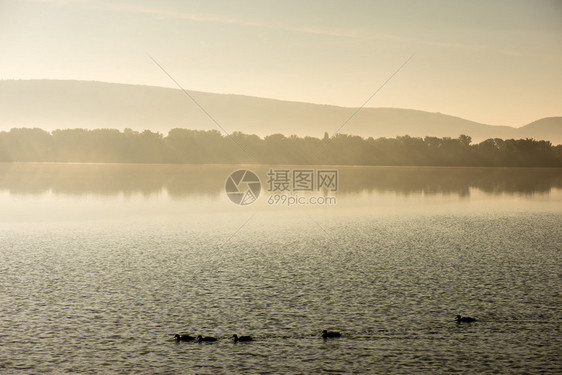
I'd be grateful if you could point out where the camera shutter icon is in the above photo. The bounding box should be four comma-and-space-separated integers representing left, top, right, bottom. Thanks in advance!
225, 169, 261, 205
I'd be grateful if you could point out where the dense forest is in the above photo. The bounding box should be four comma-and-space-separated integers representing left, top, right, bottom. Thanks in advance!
0, 128, 560, 167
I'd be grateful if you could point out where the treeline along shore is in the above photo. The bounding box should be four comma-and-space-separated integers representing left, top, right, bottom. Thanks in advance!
1, 128, 561, 167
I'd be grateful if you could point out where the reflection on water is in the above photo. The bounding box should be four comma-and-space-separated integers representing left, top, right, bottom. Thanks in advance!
0, 163, 560, 198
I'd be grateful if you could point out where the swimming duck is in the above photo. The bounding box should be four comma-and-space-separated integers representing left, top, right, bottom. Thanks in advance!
175, 334, 195, 342
197, 335, 217, 342
456, 315, 476, 323
232, 334, 253, 342
322, 330, 341, 338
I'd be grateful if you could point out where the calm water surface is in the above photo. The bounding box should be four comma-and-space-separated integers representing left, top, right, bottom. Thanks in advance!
1, 165, 561, 374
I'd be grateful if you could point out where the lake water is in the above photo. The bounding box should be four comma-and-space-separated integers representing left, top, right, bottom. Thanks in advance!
1, 164, 561, 374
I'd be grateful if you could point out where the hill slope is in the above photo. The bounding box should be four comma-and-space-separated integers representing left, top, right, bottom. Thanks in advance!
0, 80, 560, 144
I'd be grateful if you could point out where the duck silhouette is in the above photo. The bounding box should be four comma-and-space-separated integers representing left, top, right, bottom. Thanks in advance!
174, 334, 195, 342
456, 315, 476, 323
322, 330, 341, 338
197, 335, 217, 342
232, 334, 253, 342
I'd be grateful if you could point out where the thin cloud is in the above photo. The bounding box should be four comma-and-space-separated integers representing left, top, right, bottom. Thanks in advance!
92, 2, 508, 53
98, 2, 408, 43
88, 3, 511, 54
20, 0, 516, 55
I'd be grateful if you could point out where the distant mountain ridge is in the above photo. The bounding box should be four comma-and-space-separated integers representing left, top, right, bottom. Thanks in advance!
0, 80, 560, 144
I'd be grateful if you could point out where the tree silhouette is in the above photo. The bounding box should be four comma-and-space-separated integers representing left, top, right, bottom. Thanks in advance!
0, 128, 560, 167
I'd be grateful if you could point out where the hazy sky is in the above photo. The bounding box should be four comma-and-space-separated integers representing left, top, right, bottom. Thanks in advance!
1, 0, 561, 126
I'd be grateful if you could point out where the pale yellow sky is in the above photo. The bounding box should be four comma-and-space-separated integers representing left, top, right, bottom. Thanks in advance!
1, 0, 561, 126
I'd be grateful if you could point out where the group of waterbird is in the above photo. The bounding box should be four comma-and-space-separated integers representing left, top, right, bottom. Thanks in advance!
175, 334, 255, 343
174, 330, 343, 343
175, 316, 476, 343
